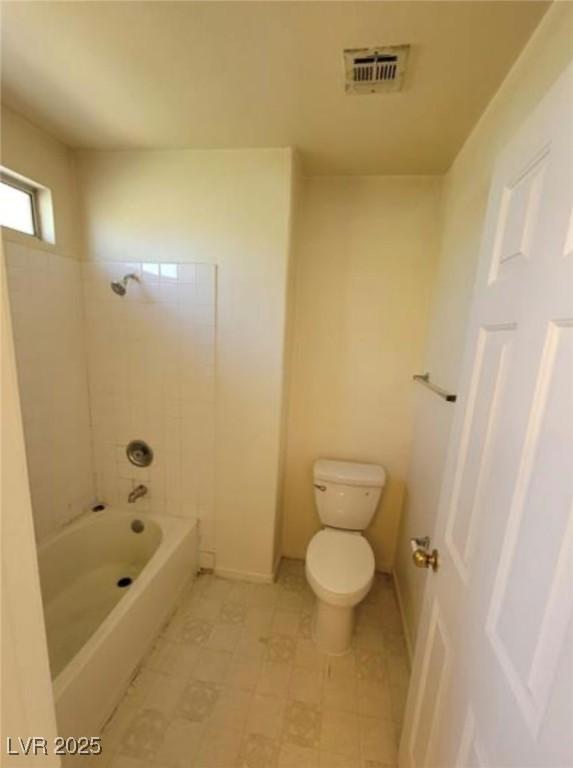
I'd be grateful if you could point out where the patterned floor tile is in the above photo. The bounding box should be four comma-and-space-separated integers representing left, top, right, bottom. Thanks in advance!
283, 701, 322, 748
238, 733, 280, 768
320, 710, 360, 756
295, 638, 327, 671
226, 655, 262, 692
219, 600, 248, 624
99, 566, 410, 767
185, 597, 222, 622
289, 665, 324, 704
272, 610, 301, 636
155, 718, 204, 767
133, 669, 188, 717
278, 572, 306, 593
146, 639, 201, 677
319, 751, 361, 767
356, 679, 393, 720
193, 648, 233, 683
257, 661, 292, 697
359, 717, 398, 764
195, 725, 242, 767
117, 708, 168, 760
278, 742, 320, 767
205, 622, 244, 652
246, 694, 286, 739
207, 688, 252, 732
355, 650, 388, 683
176, 680, 221, 723
298, 611, 313, 639
108, 757, 151, 768
266, 634, 297, 663
171, 616, 214, 645
323, 674, 357, 713
326, 651, 356, 680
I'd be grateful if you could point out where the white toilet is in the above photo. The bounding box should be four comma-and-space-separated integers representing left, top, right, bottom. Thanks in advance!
305, 458, 386, 655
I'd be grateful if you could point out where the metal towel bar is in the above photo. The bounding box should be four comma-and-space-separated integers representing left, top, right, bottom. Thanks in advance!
413, 372, 457, 403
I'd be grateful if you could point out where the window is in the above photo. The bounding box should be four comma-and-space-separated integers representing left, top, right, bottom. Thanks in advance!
0, 174, 39, 237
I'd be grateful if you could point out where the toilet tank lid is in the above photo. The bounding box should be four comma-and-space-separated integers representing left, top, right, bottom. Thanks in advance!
314, 459, 386, 488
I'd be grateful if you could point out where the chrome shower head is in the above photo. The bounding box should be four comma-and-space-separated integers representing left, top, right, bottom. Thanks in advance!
110, 273, 137, 296
111, 280, 127, 296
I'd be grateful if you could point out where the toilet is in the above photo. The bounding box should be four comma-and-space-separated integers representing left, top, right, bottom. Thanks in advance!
305, 458, 386, 654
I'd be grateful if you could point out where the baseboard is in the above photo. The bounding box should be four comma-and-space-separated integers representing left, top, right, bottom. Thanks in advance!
214, 566, 275, 584
272, 552, 282, 582
199, 550, 215, 570
392, 568, 414, 665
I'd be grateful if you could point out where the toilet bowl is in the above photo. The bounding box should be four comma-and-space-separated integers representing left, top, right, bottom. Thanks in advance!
305, 459, 385, 654
306, 528, 375, 653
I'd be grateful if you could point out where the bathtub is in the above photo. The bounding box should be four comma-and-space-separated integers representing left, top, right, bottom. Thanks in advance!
37, 508, 198, 738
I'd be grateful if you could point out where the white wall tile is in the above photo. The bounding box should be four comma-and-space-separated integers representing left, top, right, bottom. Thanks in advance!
6, 248, 216, 556
82, 261, 216, 551
5, 243, 96, 540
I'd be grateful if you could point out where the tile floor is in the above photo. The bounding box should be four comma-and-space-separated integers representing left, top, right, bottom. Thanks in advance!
91, 559, 409, 768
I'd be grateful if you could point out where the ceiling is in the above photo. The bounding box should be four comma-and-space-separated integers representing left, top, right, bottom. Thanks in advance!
1, 1, 548, 175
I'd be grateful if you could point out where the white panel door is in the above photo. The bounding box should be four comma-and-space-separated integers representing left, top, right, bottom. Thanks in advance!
400, 63, 573, 768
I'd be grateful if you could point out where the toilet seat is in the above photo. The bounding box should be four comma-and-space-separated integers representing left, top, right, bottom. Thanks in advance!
306, 528, 375, 607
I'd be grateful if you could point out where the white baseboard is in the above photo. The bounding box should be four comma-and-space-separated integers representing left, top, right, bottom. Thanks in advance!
392, 569, 414, 665
214, 566, 275, 584
272, 553, 282, 582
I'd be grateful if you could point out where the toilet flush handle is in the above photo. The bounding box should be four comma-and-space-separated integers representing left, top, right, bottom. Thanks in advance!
314, 483, 327, 492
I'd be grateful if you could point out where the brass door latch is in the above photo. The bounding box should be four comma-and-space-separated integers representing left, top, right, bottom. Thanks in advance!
410, 536, 439, 571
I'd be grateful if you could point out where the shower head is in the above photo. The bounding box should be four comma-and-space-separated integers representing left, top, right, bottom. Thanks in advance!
110, 273, 137, 296
111, 280, 127, 296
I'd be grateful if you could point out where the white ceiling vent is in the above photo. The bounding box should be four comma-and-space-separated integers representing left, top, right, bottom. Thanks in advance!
344, 45, 409, 94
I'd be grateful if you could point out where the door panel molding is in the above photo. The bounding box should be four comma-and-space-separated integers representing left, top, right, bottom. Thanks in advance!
445, 324, 514, 584
408, 601, 451, 767
488, 147, 549, 285
457, 709, 488, 768
486, 320, 573, 735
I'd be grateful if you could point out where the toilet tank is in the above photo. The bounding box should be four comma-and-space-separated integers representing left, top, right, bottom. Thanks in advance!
313, 459, 386, 531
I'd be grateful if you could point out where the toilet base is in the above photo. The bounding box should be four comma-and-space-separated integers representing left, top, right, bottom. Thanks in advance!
312, 599, 355, 655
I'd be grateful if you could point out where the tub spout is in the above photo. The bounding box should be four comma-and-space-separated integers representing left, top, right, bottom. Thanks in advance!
128, 484, 147, 503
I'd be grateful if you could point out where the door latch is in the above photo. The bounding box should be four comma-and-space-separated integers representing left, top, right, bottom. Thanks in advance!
410, 536, 439, 571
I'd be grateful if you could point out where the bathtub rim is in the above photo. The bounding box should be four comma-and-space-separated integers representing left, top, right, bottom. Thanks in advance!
36, 505, 162, 556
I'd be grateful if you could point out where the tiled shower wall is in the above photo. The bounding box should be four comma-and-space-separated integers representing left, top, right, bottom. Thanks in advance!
5, 242, 95, 541
5, 245, 216, 556
82, 261, 216, 554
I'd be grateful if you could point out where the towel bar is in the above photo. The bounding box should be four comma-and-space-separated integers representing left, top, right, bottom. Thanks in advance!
413, 373, 457, 402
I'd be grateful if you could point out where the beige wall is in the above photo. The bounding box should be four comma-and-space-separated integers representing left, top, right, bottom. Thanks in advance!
282, 176, 442, 571
75, 149, 294, 581
5, 243, 95, 541
2, 107, 96, 543
394, 1, 573, 653
1, 254, 60, 765
1, 107, 81, 258
273, 154, 303, 572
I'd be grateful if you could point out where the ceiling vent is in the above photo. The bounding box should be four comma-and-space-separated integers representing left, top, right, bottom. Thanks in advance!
344, 45, 409, 94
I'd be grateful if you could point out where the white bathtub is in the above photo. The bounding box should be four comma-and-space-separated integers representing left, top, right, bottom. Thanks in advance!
37, 508, 198, 737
